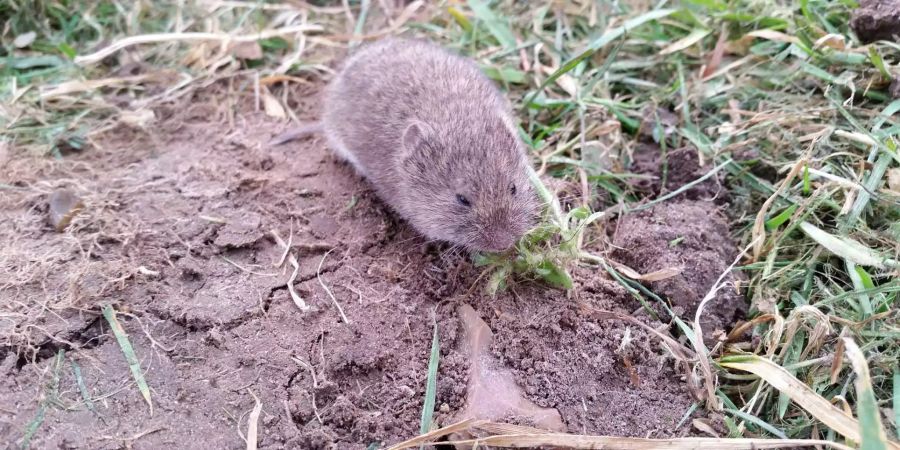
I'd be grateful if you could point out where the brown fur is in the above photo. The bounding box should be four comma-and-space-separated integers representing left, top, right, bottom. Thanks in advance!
321, 38, 538, 252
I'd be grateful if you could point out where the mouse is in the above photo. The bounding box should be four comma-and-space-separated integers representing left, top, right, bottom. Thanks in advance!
272, 37, 539, 252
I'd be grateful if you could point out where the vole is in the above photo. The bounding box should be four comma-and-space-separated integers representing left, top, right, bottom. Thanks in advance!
272, 38, 539, 252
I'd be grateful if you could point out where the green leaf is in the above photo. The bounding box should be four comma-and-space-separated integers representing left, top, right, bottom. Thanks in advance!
868, 48, 891, 79
723, 408, 788, 439
3, 55, 65, 70
419, 323, 440, 435
260, 37, 290, 51
567, 206, 590, 221
71, 359, 100, 420
765, 204, 798, 230
467, 0, 516, 49
803, 165, 811, 195
58, 43, 77, 59
679, 124, 714, 156
855, 266, 876, 290
536, 260, 573, 289
486, 264, 510, 295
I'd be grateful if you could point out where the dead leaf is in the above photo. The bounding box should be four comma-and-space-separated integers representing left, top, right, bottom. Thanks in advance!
119, 109, 156, 128
610, 260, 681, 281
660, 29, 711, 55
261, 87, 286, 119
887, 168, 900, 192
0, 141, 10, 165
14, 31, 37, 48
231, 41, 263, 60
701, 29, 728, 78
40, 74, 155, 99
692, 419, 720, 437
814, 34, 846, 50
182, 43, 211, 69
745, 29, 801, 45
541, 66, 577, 96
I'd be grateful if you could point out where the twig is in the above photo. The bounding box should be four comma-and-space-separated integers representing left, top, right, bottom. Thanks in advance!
317, 249, 350, 324
244, 389, 263, 450
692, 236, 759, 410
74, 25, 323, 65
271, 229, 309, 311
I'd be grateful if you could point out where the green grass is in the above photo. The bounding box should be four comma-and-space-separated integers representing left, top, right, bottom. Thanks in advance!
2, 0, 898, 447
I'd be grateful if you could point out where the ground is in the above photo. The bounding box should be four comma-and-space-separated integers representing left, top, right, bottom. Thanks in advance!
0, 85, 745, 448
4, 0, 900, 447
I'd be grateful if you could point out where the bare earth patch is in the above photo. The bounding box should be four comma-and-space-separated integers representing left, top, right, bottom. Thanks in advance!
0, 91, 746, 448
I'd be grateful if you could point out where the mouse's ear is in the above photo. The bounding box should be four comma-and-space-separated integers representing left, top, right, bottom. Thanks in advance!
401, 120, 431, 153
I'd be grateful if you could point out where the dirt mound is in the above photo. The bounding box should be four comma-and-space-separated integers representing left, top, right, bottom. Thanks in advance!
630, 144, 725, 203
612, 201, 748, 339
0, 90, 747, 447
851, 0, 900, 43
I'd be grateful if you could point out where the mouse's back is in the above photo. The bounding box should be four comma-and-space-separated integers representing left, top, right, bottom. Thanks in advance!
320, 38, 537, 252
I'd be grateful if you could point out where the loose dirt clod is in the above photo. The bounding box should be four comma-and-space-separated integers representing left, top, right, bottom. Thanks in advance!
850, 0, 900, 43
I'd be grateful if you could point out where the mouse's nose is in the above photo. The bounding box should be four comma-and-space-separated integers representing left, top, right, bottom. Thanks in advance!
482, 232, 516, 253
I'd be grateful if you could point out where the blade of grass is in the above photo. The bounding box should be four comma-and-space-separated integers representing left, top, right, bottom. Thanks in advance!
388, 418, 477, 450
842, 336, 891, 450
847, 261, 874, 318
419, 322, 440, 436
102, 305, 153, 415
466, 0, 516, 49
527, 8, 677, 105
720, 355, 900, 448
349, 0, 371, 48
660, 28, 712, 55
19, 404, 46, 450
74, 25, 324, 65
723, 408, 788, 439
447, 7, 473, 33
799, 222, 892, 268
390, 419, 856, 449
70, 359, 101, 421
765, 205, 798, 230
20, 350, 64, 449
894, 368, 899, 440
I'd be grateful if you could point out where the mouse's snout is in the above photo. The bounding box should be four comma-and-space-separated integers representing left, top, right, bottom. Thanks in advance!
479, 232, 517, 253
476, 219, 528, 253
472, 200, 539, 252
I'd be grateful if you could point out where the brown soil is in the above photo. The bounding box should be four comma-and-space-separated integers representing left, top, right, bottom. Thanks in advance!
0, 88, 745, 448
630, 144, 726, 203
612, 201, 748, 339
851, 0, 900, 43
622, 142, 747, 338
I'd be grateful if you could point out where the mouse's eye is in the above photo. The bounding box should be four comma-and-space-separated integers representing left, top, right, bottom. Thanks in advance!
456, 194, 471, 207
509, 184, 516, 195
